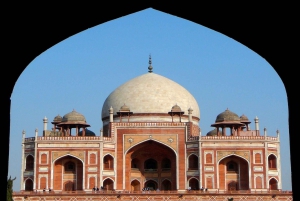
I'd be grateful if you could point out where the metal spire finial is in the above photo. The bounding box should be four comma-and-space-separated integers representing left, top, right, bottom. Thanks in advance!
148, 54, 153, 73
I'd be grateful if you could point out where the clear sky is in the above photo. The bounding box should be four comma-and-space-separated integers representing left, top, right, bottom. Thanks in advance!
9, 8, 291, 191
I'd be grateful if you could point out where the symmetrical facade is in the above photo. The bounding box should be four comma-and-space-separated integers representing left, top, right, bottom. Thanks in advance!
20, 61, 281, 193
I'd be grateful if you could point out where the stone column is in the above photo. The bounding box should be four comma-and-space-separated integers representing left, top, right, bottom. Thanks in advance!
20, 130, 25, 190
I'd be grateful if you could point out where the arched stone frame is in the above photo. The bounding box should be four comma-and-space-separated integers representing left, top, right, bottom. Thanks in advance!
204, 174, 214, 189
254, 174, 264, 189
1, 6, 297, 201
87, 174, 97, 189
187, 177, 199, 190
268, 153, 277, 170
25, 154, 34, 171
38, 174, 48, 189
161, 178, 172, 191
130, 179, 141, 191
268, 177, 279, 190
103, 153, 115, 170
217, 154, 251, 190
204, 151, 214, 164
24, 178, 33, 191
253, 151, 262, 164
187, 153, 199, 170
124, 138, 178, 190
102, 177, 115, 190
51, 154, 85, 190
88, 151, 97, 165
39, 151, 49, 165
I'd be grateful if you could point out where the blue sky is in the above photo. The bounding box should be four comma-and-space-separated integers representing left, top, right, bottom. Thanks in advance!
9, 8, 291, 190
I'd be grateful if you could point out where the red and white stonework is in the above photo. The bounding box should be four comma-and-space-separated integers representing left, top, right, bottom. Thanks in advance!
15, 62, 291, 200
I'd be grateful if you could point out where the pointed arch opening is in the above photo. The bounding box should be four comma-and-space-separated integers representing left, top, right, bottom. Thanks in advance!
131, 180, 140, 191
25, 155, 34, 171
25, 179, 33, 191
188, 178, 199, 190
269, 178, 278, 190
145, 180, 158, 191
53, 155, 83, 191
161, 179, 172, 190
126, 140, 177, 190
188, 154, 199, 170
219, 155, 249, 190
268, 154, 277, 170
103, 178, 114, 190
103, 155, 114, 170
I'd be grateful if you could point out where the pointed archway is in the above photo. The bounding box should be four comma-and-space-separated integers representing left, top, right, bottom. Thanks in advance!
145, 180, 158, 190
218, 155, 249, 190
103, 178, 114, 190
53, 155, 83, 191
131, 180, 140, 191
126, 140, 177, 190
189, 178, 199, 190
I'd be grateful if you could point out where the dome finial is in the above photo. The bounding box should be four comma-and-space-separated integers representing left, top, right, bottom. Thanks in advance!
148, 54, 153, 73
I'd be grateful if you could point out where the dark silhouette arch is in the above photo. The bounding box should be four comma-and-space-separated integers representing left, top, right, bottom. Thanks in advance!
24, 179, 33, 191
188, 154, 199, 170
3, 3, 297, 200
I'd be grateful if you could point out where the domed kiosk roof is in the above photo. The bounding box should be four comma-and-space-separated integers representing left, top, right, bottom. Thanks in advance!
61, 110, 88, 124
215, 109, 240, 122
206, 128, 218, 136
101, 72, 200, 120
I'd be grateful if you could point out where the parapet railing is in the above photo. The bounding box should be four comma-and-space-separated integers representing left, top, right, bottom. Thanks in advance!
24, 136, 113, 142
187, 136, 278, 141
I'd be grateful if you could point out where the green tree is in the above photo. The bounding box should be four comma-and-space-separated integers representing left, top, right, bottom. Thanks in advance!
7, 176, 16, 201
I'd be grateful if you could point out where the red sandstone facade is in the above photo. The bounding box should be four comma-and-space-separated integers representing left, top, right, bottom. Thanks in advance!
20, 111, 281, 193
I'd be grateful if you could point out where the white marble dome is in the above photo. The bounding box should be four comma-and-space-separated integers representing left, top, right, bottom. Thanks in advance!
101, 72, 200, 122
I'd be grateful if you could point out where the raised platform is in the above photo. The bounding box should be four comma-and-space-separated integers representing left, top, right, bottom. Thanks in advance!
13, 190, 293, 201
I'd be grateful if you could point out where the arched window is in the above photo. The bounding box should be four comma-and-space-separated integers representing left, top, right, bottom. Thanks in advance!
25, 179, 33, 191
189, 178, 199, 190
188, 154, 198, 170
131, 158, 139, 169
25, 155, 34, 171
144, 158, 157, 170
145, 180, 157, 190
226, 161, 238, 173
269, 178, 278, 190
103, 178, 114, 190
161, 158, 171, 171
268, 154, 277, 169
103, 155, 114, 170
64, 161, 76, 173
